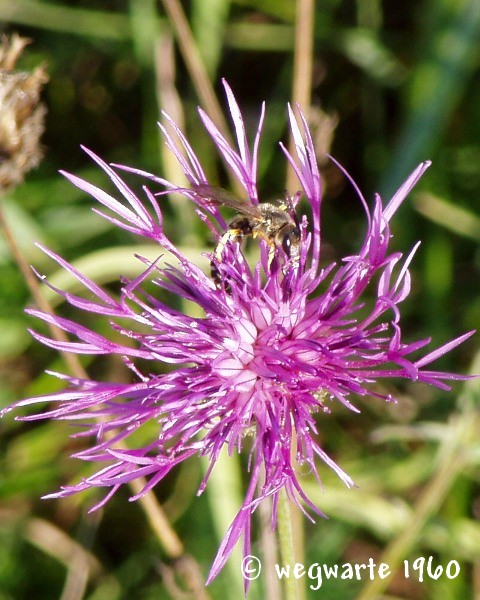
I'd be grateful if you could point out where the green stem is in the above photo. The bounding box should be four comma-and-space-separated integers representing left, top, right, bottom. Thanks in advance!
277, 488, 298, 600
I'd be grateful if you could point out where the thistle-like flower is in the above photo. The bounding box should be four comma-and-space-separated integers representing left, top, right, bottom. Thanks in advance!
4, 81, 473, 582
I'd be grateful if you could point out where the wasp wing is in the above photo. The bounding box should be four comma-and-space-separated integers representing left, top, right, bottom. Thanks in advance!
192, 183, 262, 219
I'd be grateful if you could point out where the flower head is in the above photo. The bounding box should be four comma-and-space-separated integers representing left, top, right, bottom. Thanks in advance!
4, 80, 473, 582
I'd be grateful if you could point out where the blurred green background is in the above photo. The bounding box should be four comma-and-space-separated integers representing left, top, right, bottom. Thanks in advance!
1, 1, 479, 599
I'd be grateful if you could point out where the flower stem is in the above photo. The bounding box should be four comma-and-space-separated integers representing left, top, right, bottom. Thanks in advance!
277, 488, 298, 600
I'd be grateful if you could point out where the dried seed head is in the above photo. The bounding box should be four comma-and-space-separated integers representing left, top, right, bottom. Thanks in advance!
0, 34, 48, 191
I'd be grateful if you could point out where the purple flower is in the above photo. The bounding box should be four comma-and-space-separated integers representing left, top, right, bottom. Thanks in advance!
4, 80, 473, 582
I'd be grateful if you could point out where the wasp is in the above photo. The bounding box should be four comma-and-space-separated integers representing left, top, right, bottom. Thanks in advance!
192, 184, 301, 288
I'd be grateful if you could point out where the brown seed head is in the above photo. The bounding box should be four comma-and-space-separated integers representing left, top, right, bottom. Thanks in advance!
0, 34, 48, 191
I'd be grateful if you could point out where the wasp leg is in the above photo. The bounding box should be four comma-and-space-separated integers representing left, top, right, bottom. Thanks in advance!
266, 243, 276, 270
214, 231, 240, 262
211, 216, 255, 289
211, 226, 248, 289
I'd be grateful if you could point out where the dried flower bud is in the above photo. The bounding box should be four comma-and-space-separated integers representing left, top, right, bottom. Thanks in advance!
0, 34, 48, 191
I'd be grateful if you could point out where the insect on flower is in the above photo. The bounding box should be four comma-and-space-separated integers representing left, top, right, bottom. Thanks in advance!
192, 183, 301, 287
2, 79, 475, 586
